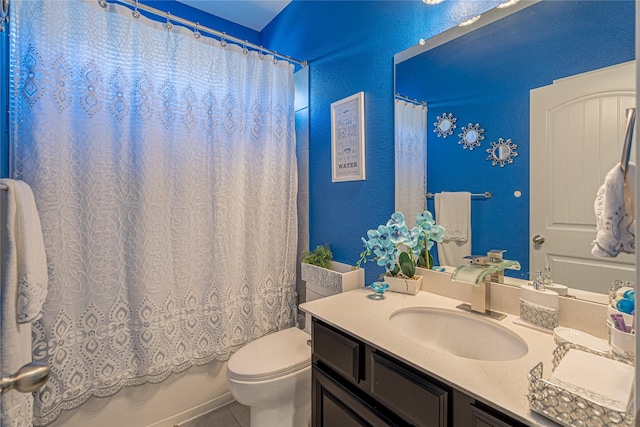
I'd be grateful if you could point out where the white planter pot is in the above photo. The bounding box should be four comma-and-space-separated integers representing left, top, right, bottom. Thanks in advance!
301, 261, 364, 301
384, 274, 423, 295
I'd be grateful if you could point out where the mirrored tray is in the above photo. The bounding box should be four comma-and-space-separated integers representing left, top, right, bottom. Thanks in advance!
528, 342, 634, 427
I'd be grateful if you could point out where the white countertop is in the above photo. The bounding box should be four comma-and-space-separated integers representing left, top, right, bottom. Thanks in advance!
300, 288, 562, 426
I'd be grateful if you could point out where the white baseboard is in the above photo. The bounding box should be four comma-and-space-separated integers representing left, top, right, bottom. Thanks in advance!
145, 392, 235, 427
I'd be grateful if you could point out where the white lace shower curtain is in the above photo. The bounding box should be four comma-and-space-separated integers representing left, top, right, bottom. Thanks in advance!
394, 99, 427, 226
9, 1, 297, 425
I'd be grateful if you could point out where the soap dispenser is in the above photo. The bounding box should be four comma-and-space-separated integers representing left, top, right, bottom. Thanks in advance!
532, 269, 545, 291
543, 266, 552, 288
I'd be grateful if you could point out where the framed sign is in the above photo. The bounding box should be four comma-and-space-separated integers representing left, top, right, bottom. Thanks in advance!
331, 92, 366, 182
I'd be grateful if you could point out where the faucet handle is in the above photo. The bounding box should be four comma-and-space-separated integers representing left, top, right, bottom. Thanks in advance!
463, 255, 489, 266
487, 249, 506, 261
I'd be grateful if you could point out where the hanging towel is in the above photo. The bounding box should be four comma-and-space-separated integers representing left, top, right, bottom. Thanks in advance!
592, 163, 636, 257
435, 192, 471, 266
0, 179, 48, 427
435, 191, 470, 242
0, 179, 49, 321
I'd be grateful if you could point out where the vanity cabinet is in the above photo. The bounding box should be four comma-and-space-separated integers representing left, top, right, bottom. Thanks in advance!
311, 318, 527, 427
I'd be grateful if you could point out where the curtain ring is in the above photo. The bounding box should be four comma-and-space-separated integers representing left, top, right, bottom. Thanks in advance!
98, 0, 107, 9
165, 11, 173, 30
193, 22, 201, 39
273, 52, 278, 64
220, 32, 227, 47
132, 0, 140, 18
242, 41, 248, 55
258, 47, 264, 60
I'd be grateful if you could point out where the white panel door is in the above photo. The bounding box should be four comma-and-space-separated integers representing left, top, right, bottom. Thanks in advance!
530, 61, 636, 295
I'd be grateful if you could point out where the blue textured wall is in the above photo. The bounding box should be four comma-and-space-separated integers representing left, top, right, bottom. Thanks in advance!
262, 1, 500, 284
396, 1, 635, 278
133, 1, 260, 44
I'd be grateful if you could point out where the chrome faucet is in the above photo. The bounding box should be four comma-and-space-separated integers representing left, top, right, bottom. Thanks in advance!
451, 250, 521, 320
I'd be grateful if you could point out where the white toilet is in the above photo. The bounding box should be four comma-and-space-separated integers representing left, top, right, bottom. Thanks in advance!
226, 327, 312, 427
226, 262, 364, 427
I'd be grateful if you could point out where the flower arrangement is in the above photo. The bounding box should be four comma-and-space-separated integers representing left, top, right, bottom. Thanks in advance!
356, 210, 445, 279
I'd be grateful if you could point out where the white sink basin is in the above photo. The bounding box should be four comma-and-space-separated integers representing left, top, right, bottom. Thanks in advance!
389, 307, 528, 361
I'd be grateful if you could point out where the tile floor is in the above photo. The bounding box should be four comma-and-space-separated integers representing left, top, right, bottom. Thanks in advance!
178, 401, 250, 427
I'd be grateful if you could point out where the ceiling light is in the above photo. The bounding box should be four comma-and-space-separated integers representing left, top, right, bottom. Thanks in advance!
422, 0, 445, 5
459, 15, 481, 26
497, 0, 520, 8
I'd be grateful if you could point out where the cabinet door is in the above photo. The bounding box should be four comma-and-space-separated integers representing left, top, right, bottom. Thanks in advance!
313, 319, 363, 384
313, 366, 401, 427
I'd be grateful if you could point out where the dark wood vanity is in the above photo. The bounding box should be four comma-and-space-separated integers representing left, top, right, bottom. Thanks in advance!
312, 318, 528, 427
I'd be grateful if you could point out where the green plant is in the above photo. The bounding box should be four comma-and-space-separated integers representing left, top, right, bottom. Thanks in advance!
301, 245, 333, 269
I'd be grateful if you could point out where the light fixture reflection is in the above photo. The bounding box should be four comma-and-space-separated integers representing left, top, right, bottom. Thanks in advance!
497, 0, 520, 8
458, 15, 481, 26
422, 0, 445, 4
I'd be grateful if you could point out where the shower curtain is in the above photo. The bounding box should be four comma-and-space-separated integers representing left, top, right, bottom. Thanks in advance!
394, 100, 427, 226
9, 0, 298, 425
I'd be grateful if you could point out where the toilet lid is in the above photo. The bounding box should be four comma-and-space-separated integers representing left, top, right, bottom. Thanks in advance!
227, 327, 311, 382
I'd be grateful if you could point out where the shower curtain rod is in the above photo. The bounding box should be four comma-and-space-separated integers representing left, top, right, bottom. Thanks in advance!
99, 0, 307, 68
395, 93, 426, 106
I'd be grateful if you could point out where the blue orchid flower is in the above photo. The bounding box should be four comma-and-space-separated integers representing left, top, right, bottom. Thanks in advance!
356, 210, 445, 276
376, 225, 391, 247
415, 210, 435, 227
406, 226, 420, 247
388, 223, 409, 244
387, 211, 405, 226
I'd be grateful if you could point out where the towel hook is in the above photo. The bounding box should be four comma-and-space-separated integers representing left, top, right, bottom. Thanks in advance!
620, 107, 635, 178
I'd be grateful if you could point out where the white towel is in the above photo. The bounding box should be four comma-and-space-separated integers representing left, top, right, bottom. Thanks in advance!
435, 192, 471, 266
435, 191, 470, 241
0, 179, 48, 322
0, 179, 48, 427
592, 162, 636, 257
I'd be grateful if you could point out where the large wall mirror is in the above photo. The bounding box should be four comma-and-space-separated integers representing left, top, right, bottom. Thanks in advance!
394, 0, 635, 302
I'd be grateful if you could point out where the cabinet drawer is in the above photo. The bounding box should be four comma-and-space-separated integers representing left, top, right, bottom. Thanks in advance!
370, 351, 448, 427
470, 404, 526, 427
313, 319, 362, 383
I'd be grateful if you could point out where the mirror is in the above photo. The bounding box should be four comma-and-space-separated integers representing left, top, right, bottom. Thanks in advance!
433, 113, 457, 138
486, 138, 517, 167
459, 123, 484, 150
394, 0, 635, 301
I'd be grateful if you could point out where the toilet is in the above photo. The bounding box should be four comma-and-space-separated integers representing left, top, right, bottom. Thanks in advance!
227, 264, 363, 427
226, 327, 312, 427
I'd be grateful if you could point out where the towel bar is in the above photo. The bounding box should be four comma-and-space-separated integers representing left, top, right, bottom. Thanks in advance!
426, 191, 491, 199
620, 107, 635, 178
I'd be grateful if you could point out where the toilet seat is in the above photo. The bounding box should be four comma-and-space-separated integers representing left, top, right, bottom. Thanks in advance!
227, 327, 311, 382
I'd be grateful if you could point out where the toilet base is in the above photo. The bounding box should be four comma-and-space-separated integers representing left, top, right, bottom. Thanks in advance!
250, 399, 310, 427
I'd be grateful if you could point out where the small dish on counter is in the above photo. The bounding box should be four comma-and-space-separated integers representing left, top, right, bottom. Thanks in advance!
552, 327, 609, 353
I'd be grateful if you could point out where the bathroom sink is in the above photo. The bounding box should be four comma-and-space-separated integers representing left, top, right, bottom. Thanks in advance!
389, 307, 528, 361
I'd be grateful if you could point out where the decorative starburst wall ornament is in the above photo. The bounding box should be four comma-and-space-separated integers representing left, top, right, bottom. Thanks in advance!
458, 123, 485, 150
433, 113, 457, 138
486, 138, 518, 167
